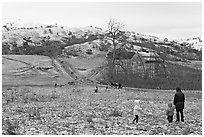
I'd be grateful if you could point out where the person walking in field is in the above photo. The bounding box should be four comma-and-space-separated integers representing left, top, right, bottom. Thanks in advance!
132, 100, 142, 124
173, 87, 185, 122
94, 86, 98, 93
166, 103, 175, 123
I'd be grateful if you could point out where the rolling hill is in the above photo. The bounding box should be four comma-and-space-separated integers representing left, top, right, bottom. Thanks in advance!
2, 22, 202, 61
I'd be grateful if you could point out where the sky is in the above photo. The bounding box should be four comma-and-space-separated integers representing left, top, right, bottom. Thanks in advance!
2, 2, 202, 40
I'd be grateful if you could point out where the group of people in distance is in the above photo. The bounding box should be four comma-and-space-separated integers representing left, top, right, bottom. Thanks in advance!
95, 82, 122, 93
110, 82, 122, 89
132, 87, 185, 124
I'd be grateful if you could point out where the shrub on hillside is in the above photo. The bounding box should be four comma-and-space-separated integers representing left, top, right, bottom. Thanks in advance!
44, 30, 47, 34
66, 49, 79, 57
48, 29, 53, 34
99, 42, 110, 52
2, 42, 11, 54
86, 49, 93, 55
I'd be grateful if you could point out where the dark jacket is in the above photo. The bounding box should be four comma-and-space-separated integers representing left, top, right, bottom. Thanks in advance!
173, 91, 185, 110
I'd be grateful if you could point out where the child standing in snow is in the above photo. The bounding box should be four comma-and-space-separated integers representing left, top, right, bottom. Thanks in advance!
166, 103, 175, 123
132, 100, 142, 124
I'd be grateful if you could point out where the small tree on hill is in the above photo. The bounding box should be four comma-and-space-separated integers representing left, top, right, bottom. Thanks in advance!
107, 18, 125, 65
104, 18, 129, 83
164, 38, 168, 42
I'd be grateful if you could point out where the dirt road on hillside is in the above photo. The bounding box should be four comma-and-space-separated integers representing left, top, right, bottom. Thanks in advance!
51, 59, 75, 84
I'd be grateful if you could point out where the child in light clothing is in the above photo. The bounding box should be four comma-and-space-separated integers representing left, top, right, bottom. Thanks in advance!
132, 100, 142, 124
166, 103, 175, 123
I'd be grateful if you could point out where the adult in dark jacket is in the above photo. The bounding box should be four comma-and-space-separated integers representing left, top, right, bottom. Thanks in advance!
173, 87, 185, 122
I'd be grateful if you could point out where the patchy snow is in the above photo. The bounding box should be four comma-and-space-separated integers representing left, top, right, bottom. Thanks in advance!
138, 51, 158, 57
154, 44, 174, 49
133, 45, 142, 50
176, 38, 202, 51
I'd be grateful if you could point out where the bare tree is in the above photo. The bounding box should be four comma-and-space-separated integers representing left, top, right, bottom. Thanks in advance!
104, 18, 127, 83
107, 18, 125, 65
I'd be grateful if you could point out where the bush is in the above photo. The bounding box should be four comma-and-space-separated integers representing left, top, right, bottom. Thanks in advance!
44, 30, 47, 34
99, 42, 110, 52
86, 49, 93, 55
66, 49, 79, 57
109, 109, 122, 117
2, 42, 11, 54
48, 29, 53, 34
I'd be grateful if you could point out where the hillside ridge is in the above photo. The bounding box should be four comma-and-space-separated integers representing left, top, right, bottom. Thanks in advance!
2, 22, 202, 61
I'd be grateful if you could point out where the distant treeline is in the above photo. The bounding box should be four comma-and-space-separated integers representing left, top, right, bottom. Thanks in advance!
100, 61, 202, 90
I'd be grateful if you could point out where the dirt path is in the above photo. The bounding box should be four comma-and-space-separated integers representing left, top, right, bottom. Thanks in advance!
52, 59, 69, 77
55, 58, 82, 79
3, 56, 34, 66
51, 59, 75, 85
55, 58, 98, 84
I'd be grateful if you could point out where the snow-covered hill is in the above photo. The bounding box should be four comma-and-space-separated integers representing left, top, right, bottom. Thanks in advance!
2, 22, 202, 61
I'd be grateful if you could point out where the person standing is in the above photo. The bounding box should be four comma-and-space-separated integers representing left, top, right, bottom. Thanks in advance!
173, 87, 185, 122
54, 83, 57, 88
94, 86, 98, 93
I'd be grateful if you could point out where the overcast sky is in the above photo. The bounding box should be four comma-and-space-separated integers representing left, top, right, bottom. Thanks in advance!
2, 2, 202, 40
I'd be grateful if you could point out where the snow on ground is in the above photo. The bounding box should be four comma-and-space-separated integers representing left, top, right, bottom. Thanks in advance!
177, 38, 202, 51
154, 44, 173, 49
132, 45, 141, 50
